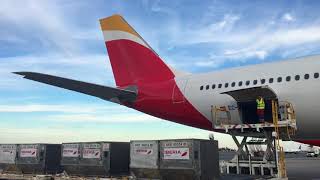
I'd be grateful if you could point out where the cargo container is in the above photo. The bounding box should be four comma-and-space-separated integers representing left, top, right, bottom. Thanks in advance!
130, 140, 160, 179
16, 144, 62, 174
0, 144, 17, 173
61, 142, 129, 177
159, 139, 219, 180
59, 143, 80, 175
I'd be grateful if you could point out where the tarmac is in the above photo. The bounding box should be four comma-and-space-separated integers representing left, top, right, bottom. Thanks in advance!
286, 157, 320, 180
220, 151, 320, 180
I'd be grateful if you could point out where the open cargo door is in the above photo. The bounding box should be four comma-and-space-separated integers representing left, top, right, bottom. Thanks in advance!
221, 86, 278, 124
221, 86, 277, 102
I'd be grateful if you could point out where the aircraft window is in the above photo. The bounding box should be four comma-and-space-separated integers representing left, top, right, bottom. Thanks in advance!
304, 74, 309, 80
277, 77, 282, 82
206, 85, 209, 90
212, 84, 216, 89
314, 72, 319, 79
253, 80, 258, 85
245, 80, 250, 86
238, 81, 243, 86
225, 83, 229, 88
295, 75, 300, 81
218, 84, 222, 88
231, 82, 236, 87
261, 79, 266, 84
269, 78, 274, 83
200, 86, 203, 90
286, 76, 291, 81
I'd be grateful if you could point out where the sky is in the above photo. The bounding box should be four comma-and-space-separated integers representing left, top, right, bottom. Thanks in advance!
1, 0, 320, 149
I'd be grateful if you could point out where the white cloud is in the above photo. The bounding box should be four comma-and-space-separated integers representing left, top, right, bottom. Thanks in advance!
0, 126, 227, 146
0, 102, 163, 123
0, 103, 133, 113
0, 53, 113, 90
0, 104, 81, 113
222, 26, 320, 60
224, 49, 268, 60
282, 13, 295, 22
150, 0, 176, 15
213, 14, 240, 30
0, 0, 102, 55
175, 14, 241, 45
0, 1, 75, 54
195, 61, 218, 68
270, 26, 320, 46
49, 113, 161, 123
0, 128, 83, 144
0, 127, 136, 144
193, 49, 268, 68
176, 23, 320, 68
0, 32, 27, 44
0, 103, 163, 123
0, 1, 111, 90
0, 54, 109, 68
149, 8, 320, 69
0, 104, 99, 113
181, 20, 320, 47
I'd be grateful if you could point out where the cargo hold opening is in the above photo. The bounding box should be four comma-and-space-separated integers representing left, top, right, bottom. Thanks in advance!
222, 86, 278, 124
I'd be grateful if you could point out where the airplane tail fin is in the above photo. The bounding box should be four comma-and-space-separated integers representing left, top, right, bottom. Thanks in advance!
100, 14, 175, 87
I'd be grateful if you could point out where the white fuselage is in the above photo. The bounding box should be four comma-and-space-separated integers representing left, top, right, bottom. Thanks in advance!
178, 55, 320, 140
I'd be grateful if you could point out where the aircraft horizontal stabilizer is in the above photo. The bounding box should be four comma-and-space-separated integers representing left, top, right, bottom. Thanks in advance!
13, 72, 137, 104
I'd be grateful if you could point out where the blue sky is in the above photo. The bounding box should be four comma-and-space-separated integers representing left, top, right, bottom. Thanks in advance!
1, 0, 320, 149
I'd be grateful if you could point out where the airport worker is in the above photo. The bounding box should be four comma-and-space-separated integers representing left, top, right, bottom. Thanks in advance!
256, 96, 265, 123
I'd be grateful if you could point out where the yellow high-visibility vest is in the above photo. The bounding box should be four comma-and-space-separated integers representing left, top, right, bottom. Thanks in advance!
256, 98, 265, 109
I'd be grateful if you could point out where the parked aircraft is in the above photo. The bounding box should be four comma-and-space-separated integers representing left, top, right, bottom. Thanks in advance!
14, 14, 320, 147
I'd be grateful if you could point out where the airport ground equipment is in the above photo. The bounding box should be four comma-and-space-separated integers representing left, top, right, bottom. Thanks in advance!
159, 139, 219, 180
0, 144, 17, 173
217, 99, 296, 178
130, 140, 160, 179
16, 144, 62, 174
61, 141, 129, 177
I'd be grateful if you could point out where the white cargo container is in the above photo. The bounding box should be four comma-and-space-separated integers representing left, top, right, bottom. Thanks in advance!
61, 142, 129, 177
0, 144, 17, 173
159, 139, 219, 180
16, 144, 62, 174
1, 144, 62, 174
130, 140, 160, 179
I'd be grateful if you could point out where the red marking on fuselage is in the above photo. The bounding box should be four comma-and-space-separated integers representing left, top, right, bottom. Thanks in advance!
296, 140, 320, 147
132, 80, 212, 130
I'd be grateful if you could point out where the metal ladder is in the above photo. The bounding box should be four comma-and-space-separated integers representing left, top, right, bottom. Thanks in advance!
211, 105, 231, 126
284, 101, 297, 139
272, 100, 287, 178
